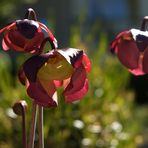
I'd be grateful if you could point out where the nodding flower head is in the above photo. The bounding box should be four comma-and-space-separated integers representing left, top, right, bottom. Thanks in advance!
111, 16, 148, 76
19, 38, 91, 107
0, 8, 57, 53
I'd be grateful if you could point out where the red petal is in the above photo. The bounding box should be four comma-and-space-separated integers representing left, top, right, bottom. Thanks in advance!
2, 39, 9, 51
129, 53, 145, 76
64, 79, 88, 103
143, 49, 148, 74
71, 52, 91, 73
0, 22, 15, 34
63, 65, 88, 102
82, 54, 91, 72
1, 23, 26, 52
117, 39, 140, 69
3, 29, 44, 53
0, 27, 7, 34
38, 22, 54, 41
129, 68, 145, 76
3, 32, 25, 52
111, 31, 132, 53
8, 30, 26, 47
24, 29, 44, 53
27, 80, 58, 107
38, 22, 58, 49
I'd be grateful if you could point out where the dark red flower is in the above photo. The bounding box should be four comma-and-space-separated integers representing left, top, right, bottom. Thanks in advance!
19, 39, 91, 107
0, 8, 57, 53
111, 16, 148, 75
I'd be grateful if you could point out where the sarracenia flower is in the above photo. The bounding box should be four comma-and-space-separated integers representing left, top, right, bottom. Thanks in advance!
111, 16, 148, 76
0, 8, 57, 53
19, 39, 91, 107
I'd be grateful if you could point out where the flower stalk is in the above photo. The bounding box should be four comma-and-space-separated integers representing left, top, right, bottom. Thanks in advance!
38, 106, 44, 148
12, 100, 28, 148
28, 101, 38, 148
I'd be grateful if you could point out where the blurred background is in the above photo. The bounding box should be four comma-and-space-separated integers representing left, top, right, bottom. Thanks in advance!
0, 0, 148, 147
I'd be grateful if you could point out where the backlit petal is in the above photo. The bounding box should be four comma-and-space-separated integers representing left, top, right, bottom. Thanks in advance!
37, 51, 74, 81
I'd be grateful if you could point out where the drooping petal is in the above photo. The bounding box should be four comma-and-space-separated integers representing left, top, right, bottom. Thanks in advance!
37, 51, 74, 81
111, 30, 148, 76
143, 49, 148, 74
0, 22, 15, 34
0, 27, 7, 34
23, 54, 49, 82
117, 38, 140, 70
63, 65, 88, 102
8, 30, 26, 48
27, 80, 58, 107
82, 54, 91, 72
7, 29, 44, 53
129, 54, 145, 76
2, 39, 9, 51
1, 20, 56, 53
64, 79, 88, 103
3, 32, 26, 52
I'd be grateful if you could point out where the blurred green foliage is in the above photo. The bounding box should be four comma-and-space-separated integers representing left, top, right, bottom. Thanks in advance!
0, 0, 148, 148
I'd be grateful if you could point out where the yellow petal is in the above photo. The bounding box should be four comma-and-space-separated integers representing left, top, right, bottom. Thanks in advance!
37, 53, 74, 80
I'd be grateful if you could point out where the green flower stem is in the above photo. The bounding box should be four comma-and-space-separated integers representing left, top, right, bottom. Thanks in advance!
28, 101, 38, 148
38, 106, 44, 148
